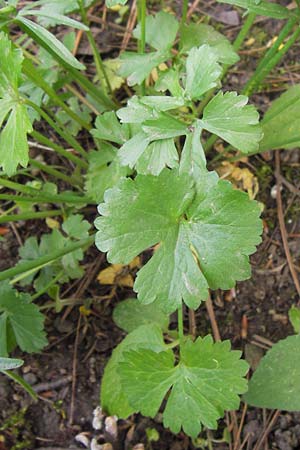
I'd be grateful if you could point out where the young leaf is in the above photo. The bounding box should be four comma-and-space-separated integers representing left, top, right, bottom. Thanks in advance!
18, 229, 85, 291
95, 168, 262, 312
119, 51, 169, 86
217, 0, 292, 19
259, 85, 300, 152
245, 335, 300, 410
0, 33, 32, 175
142, 114, 188, 141
91, 111, 130, 145
181, 23, 239, 65
113, 298, 169, 333
133, 11, 179, 51
0, 282, 47, 355
0, 357, 23, 371
101, 324, 167, 417
200, 91, 263, 153
62, 214, 91, 239
85, 144, 129, 203
119, 335, 248, 438
135, 139, 179, 176
184, 45, 222, 101
117, 96, 157, 123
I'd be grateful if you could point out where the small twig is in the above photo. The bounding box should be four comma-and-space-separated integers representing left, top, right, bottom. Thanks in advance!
205, 293, 221, 341
275, 150, 300, 297
33, 376, 72, 393
234, 402, 248, 450
253, 410, 280, 450
69, 314, 82, 425
188, 308, 197, 338
121, 0, 137, 51
238, 432, 250, 450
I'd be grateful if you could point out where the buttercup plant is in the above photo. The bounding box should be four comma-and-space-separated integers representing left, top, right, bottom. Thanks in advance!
0, 0, 300, 444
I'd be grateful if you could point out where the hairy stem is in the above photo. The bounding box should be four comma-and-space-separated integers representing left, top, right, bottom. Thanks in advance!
31, 130, 87, 170
25, 101, 89, 164
0, 235, 94, 282
29, 158, 82, 188
243, 16, 298, 95
23, 59, 92, 131
0, 209, 62, 225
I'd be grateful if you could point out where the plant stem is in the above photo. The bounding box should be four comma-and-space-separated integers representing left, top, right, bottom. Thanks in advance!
177, 305, 184, 342
0, 209, 62, 224
67, 66, 116, 110
137, 0, 146, 95
25, 101, 89, 164
243, 16, 298, 95
233, 12, 256, 52
180, 0, 189, 30
32, 270, 64, 300
0, 235, 94, 282
3, 371, 38, 400
23, 59, 92, 131
31, 130, 87, 170
0, 178, 92, 204
78, 0, 113, 96
29, 158, 81, 188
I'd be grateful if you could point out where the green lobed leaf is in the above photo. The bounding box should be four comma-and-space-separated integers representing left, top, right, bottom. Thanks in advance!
259, 85, 300, 152
92, 111, 130, 145
181, 23, 239, 65
119, 50, 170, 86
113, 298, 169, 333
18, 229, 85, 291
0, 103, 32, 175
85, 143, 129, 203
95, 164, 262, 313
184, 45, 222, 101
217, 0, 292, 19
0, 33, 32, 175
133, 11, 179, 51
155, 68, 183, 97
0, 357, 23, 371
62, 214, 91, 239
200, 91, 263, 153
119, 335, 248, 438
245, 335, 300, 410
0, 282, 47, 355
101, 324, 167, 417
135, 138, 179, 175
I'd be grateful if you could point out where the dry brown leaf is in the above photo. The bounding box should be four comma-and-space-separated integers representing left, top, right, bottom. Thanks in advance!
217, 161, 259, 199
97, 257, 141, 288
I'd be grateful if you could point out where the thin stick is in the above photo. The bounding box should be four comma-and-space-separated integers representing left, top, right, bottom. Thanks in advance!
69, 314, 82, 425
188, 308, 197, 338
234, 402, 248, 450
205, 292, 221, 341
253, 410, 280, 450
275, 150, 300, 297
